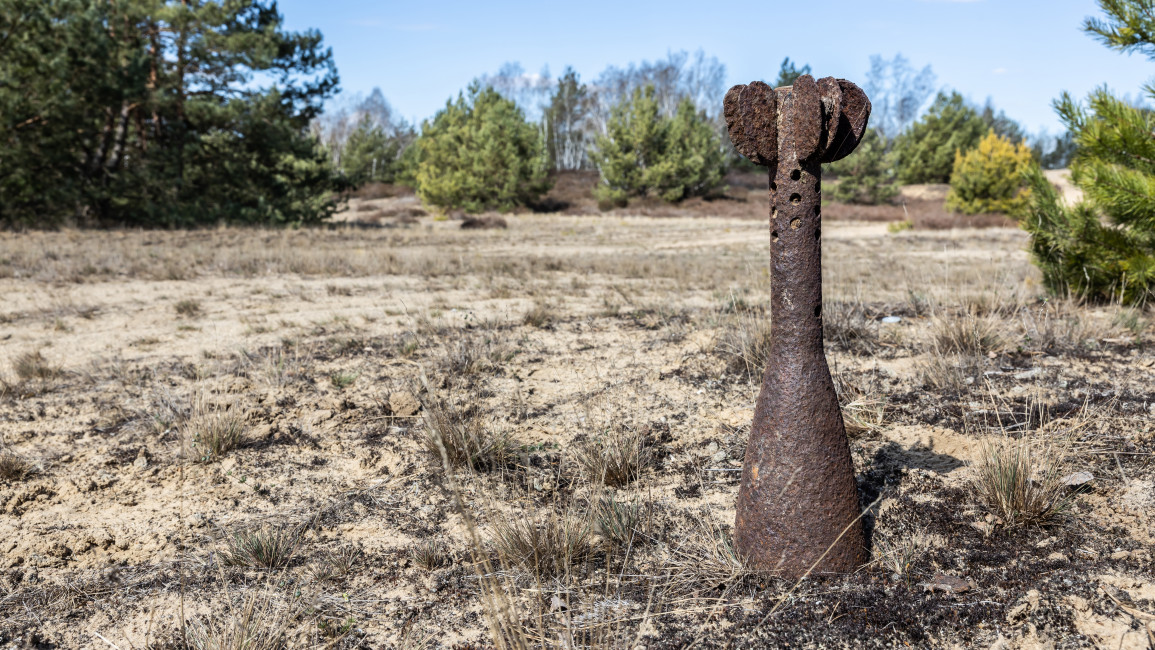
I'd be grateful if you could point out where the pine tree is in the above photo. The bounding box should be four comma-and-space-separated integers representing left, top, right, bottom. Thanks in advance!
891, 91, 987, 184
341, 115, 400, 184
415, 83, 551, 213
589, 86, 725, 205
825, 129, 898, 205
774, 58, 811, 88
543, 68, 591, 171
589, 85, 667, 206
0, 0, 343, 228
946, 130, 1035, 217
1021, 0, 1155, 304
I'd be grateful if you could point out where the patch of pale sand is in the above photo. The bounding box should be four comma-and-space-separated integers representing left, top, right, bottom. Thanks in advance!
881, 424, 981, 476
1121, 478, 1154, 513
822, 223, 891, 240
1098, 573, 1155, 603
0, 275, 539, 375
900, 246, 1030, 261
1043, 169, 1083, 206
91, 592, 211, 649
1066, 593, 1150, 650
899, 184, 950, 202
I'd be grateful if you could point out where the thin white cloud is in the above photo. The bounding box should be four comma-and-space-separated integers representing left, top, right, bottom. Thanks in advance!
394, 23, 441, 32
346, 20, 442, 32
993, 67, 1007, 75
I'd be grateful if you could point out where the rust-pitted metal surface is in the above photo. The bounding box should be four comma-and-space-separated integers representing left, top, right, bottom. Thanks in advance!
723, 75, 872, 577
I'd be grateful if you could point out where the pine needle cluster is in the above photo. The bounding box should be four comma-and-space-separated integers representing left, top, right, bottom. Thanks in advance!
946, 130, 1035, 217
1022, 0, 1155, 305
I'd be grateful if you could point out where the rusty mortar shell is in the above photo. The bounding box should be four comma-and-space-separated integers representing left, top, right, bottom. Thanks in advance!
722, 75, 871, 577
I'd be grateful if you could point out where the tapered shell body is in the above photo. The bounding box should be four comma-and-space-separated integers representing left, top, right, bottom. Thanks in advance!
724, 76, 871, 576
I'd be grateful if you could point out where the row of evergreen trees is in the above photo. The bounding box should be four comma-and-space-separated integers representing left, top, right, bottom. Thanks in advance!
827, 90, 1073, 211
0, 0, 344, 228
324, 56, 1073, 218
316, 53, 746, 212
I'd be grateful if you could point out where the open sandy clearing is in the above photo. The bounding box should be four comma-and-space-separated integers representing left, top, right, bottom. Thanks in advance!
0, 215, 1152, 648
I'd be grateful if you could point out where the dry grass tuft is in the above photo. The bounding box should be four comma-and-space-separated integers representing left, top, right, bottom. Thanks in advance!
667, 517, 753, 595
250, 345, 307, 387
716, 309, 772, 377
422, 397, 512, 471
833, 372, 886, 437
917, 353, 983, 394
593, 497, 647, 546
1019, 299, 1115, 352
522, 300, 554, 328
185, 396, 247, 463
873, 533, 927, 583
13, 350, 60, 382
329, 371, 358, 390
220, 526, 301, 569
184, 591, 298, 650
306, 545, 361, 582
439, 334, 515, 378
175, 299, 203, 318
573, 428, 652, 487
0, 452, 35, 482
410, 540, 448, 571
489, 511, 593, 580
932, 311, 1003, 356
823, 300, 879, 354
972, 436, 1075, 527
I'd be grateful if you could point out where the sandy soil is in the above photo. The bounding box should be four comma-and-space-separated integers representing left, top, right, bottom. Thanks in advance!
0, 207, 1152, 648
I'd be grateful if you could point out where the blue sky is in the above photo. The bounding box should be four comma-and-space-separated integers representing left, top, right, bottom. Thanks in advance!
278, 0, 1155, 135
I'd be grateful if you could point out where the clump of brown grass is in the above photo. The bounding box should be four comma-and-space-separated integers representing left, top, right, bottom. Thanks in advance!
666, 516, 753, 596
250, 345, 306, 387
422, 397, 512, 471
917, 353, 983, 394
972, 436, 1074, 527
573, 428, 652, 487
220, 526, 301, 569
823, 299, 879, 355
593, 497, 647, 546
329, 371, 358, 390
410, 540, 448, 571
717, 309, 772, 377
932, 310, 1003, 355
873, 533, 928, 584
184, 591, 298, 650
439, 334, 514, 378
522, 300, 553, 328
833, 372, 886, 437
489, 511, 593, 580
1018, 299, 1112, 352
175, 299, 202, 317
13, 350, 60, 382
0, 452, 35, 482
306, 545, 361, 582
185, 396, 247, 463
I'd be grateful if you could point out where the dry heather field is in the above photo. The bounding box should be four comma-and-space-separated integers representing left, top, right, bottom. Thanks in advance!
0, 197, 1153, 649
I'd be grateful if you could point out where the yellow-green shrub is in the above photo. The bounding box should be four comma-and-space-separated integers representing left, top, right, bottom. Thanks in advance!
946, 130, 1035, 217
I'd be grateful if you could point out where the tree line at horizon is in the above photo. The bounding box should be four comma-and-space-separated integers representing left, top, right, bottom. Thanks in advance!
320, 53, 1078, 213
0, 0, 1151, 303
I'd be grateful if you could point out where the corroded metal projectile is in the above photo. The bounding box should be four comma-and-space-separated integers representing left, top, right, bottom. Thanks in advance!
724, 75, 871, 576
